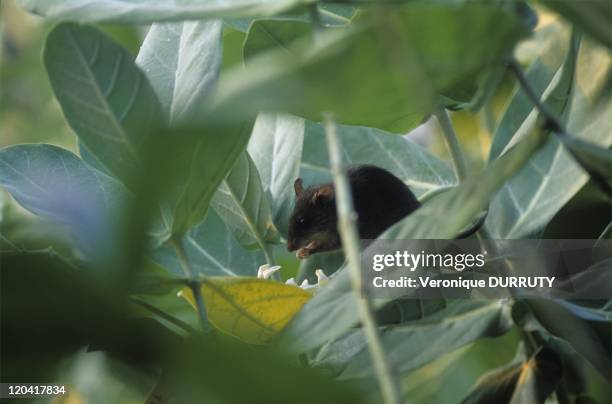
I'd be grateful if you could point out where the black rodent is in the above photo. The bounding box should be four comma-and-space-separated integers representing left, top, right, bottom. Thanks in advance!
287, 165, 421, 259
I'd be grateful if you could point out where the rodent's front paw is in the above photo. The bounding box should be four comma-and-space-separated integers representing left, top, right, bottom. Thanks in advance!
295, 240, 320, 259
296, 248, 310, 259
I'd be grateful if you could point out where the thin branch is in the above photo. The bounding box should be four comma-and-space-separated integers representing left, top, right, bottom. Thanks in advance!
170, 237, 208, 330
508, 59, 563, 133
323, 114, 403, 404
434, 106, 468, 182
130, 296, 197, 334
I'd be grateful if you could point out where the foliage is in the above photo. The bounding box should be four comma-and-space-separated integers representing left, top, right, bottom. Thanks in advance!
1, 0, 611, 403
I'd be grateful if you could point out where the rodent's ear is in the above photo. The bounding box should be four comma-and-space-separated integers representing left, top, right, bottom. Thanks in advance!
294, 178, 304, 196
312, 185, 334, 204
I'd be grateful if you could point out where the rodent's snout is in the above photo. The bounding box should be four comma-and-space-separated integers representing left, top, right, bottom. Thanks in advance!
287, 241, 297, 252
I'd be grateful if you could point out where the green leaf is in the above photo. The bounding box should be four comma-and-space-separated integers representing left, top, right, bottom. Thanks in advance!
540, 0, 612, 50
170, 120, 255, 236
243, 19, 313, 61
18, 0, 302, 24
0, 144, 126, 254
338, 301, 512, 379
182, 277, 311, 344
277, 268, 360, 353
136, 21, 250, 238
217, 3, 529, 133
211, 151, 280, 249
136, 20, 223, 122
490, 23, 571, 161
153, 210, 265, 278
226, 3, 356, 33
487, 38, 612, 238
44, 23, 162, 181
247, 113, 305, 239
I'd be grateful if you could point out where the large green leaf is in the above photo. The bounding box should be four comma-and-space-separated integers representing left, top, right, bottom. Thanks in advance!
243, 19, 313, 61
18, 0, 302, 24
338, 300, 512, 379
211, 152, 280, 249
489, 23, 571, 161
152, 210, 265, 278
136, 20, 223, 122
487, 38, 612, 238
540, 0, 612, 50
226, 3, 356, 32
247, 113, 305, 239
44, 23, 162, 181
216, 4, 529, 133
136, 20, 254, 239
0, 144, 126, 254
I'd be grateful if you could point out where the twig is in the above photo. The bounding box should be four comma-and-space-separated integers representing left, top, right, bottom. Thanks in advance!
170, 237, 208, 330
130, 296, 197, 334
323, 114, 403, 404
434, 107, 468, 182
508, 59, 563, 133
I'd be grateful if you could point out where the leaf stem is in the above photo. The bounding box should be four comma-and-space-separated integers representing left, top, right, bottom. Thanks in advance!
508, 59, 563, 133
130, 296, 197, 334
170, 237, 208, 330
434, 106, 468, 182
323, 114, 403, 404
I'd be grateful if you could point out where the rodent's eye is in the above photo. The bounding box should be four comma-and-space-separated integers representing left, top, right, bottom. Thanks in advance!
298, 217, 306, 225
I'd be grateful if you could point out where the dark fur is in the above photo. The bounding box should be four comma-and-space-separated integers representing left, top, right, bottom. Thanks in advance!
287, 165, 421, 256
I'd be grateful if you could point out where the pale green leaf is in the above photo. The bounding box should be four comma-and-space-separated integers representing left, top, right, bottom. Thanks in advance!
247, 113, 305, 238
152, 210, 265, 278
490, 23, 571, 161
136, 20, 223, 122
0, 144, 126, 253
211, 152, 280, 250
44, 23, 162, 181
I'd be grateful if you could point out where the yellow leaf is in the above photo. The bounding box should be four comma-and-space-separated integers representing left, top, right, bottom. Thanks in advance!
181, 277, 312, 344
